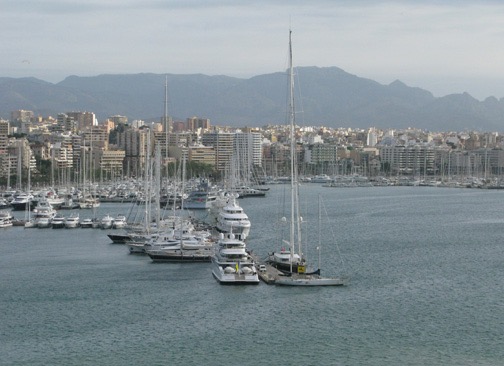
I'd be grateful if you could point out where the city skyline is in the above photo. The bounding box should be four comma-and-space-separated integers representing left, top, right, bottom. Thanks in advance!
3, 1, 504, 100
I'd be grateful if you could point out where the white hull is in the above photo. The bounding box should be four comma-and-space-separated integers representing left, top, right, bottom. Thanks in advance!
211, 258, 259, 285
127, 243, 146, 254
24, 220, 36, 229
37, 218, 52, 228
100, 215, 114, 229
79, 198, 100, 209
275, 276, 345, 286
112, 222, 126, 229
215, 223, 250, 240
80, 219, 94, 228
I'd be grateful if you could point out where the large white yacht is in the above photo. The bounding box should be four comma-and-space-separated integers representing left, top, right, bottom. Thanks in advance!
211, 233, 259, 285
215, 194, 251, 241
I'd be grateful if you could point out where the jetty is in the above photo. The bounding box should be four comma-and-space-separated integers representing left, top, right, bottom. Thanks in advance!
249, 253, 281, 285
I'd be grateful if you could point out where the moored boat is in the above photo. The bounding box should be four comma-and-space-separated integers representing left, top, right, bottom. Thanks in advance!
215, 193, 251, 241
100, 214, 113, 229
64, 213, 80, 228
112, 215, 127, 229
211, 233, 259, 285
0, 210, 13, 228
51, 215, 66, 229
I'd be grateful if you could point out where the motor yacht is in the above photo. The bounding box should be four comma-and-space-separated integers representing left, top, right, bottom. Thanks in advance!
211, 233, 259, 285
100, 214, 113, 229
215, 194, 251, 241
64, 213, 80, 228
51, 215, 66, 229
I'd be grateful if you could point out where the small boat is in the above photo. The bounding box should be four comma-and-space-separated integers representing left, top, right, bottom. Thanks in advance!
100, 214, 113, 229
33, 199, 57, 228
112, 215, 127, 229
24, 219, 36, 229
0, 198, 11, 210
51, 215, 66, 229
80, 218, 94, 229
0, 210, 13, 228
36, 216, 52, 228
64, 213, 80, 228
79, 196, 100, 209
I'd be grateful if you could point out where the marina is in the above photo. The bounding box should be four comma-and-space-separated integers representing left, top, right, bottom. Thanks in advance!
2, 185, 504, 365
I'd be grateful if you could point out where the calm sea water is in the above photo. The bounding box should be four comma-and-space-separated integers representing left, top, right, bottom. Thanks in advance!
1, 185, 504, 366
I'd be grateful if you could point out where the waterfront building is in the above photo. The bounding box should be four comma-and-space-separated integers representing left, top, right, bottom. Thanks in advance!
187, 144, 216, 166
379, 144, 436, 176
98, 149, 126, 179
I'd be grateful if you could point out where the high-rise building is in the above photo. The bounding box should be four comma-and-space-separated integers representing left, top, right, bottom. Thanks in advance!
118, 128, 151, 177
11, 110, 33, 123
67, 111, 97, 130
201, 132, 234, 173
201, 132, 262, 175
109, 115, 128, 125
187, 117, 210, 132
0, 120, 9, 153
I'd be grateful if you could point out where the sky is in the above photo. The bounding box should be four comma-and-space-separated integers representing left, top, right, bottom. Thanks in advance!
2, 0, 504, 100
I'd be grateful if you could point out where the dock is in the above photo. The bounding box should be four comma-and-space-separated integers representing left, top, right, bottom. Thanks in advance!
249, 253, 281, 285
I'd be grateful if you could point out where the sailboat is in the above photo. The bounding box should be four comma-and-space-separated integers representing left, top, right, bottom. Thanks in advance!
271, 30, 346, 286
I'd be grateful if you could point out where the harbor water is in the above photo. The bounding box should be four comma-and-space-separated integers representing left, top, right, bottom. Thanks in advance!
1, 185, 504, 365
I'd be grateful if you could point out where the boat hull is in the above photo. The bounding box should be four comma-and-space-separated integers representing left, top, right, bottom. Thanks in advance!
275, 276, 345, 286
148, 251, 212, 262
211, 270, 260, 285
107, 234, 131, 244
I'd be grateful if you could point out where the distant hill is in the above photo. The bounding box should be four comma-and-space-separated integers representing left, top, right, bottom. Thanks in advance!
2, 67, 504, 131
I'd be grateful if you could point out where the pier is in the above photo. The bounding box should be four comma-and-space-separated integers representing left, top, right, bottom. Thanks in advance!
249, 253, 281, 285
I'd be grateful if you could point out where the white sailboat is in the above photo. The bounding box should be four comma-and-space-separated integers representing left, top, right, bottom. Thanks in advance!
275, 194, 346, 286
272, 30, 346, 287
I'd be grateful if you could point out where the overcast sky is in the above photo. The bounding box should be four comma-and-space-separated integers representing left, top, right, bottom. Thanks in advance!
2, 0, 504, 100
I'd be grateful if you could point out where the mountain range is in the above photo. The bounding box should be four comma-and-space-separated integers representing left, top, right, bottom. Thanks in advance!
1, 66, 504, 132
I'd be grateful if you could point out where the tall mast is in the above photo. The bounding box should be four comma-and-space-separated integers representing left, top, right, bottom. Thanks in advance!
164, 76, 169, 179
288, 29, 295, 273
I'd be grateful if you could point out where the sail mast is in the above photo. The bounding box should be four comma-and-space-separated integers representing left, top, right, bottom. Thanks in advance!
289, 29, 296, 273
